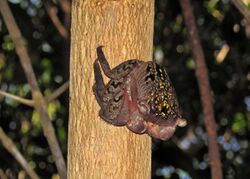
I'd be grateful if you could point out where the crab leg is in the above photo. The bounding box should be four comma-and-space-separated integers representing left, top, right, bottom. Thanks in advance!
96, 46, 116, 79
93, 59, 106, 107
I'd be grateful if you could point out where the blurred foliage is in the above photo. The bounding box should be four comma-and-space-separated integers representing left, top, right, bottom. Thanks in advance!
0, 0, 250, 178
0, 0, 68, 178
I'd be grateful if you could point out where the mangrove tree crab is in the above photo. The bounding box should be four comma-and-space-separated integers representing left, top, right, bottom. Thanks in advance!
93, 46, 187, 140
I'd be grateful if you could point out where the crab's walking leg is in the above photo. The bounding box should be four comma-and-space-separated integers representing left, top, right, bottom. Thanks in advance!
96, 46, 115, 78
97, 46, 141, 80
93, 59, 106, 107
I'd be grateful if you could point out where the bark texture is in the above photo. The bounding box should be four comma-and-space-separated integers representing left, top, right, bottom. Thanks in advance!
68, 1, 154, 178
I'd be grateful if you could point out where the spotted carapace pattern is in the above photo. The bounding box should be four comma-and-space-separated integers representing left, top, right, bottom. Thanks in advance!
93, 46, 187, 140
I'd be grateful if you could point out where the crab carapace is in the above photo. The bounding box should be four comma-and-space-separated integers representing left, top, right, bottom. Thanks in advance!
93, 46, 187, 140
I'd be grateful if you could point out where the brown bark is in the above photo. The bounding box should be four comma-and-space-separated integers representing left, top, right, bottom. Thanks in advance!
180, 0, 223, 179
68, 0, 154, 178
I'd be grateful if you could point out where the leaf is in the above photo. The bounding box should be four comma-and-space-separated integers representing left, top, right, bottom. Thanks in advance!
232, 113, 246, 133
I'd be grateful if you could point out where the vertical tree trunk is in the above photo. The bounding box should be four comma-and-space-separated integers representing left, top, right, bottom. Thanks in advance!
68, 0, 154, 178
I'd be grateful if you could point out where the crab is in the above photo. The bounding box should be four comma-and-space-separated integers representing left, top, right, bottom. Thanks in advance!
93, 46, 187, 140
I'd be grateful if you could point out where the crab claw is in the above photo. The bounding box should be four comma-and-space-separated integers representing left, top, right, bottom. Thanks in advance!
146, 122, 176, 141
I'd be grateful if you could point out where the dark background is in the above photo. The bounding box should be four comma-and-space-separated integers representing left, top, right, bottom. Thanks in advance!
0, 0, 249, 178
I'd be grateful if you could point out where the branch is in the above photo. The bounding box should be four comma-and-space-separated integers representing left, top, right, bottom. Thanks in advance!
0, 90, 34, 107
18, 171, 26, 179
231, 0, 250, 37
0, 81, 69, 106
0, 128, 39, 179
231, 0, 250, 23
179, 0, 222, 179
46, 81, 69, 102
58, 0, 71, 14
0, 1, 67, 178
59, 0, 71, 33
0, 169, 7, 179
44, 1, 69, 39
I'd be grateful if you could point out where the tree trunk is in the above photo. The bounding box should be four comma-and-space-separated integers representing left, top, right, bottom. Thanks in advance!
68, 1, 154, 178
